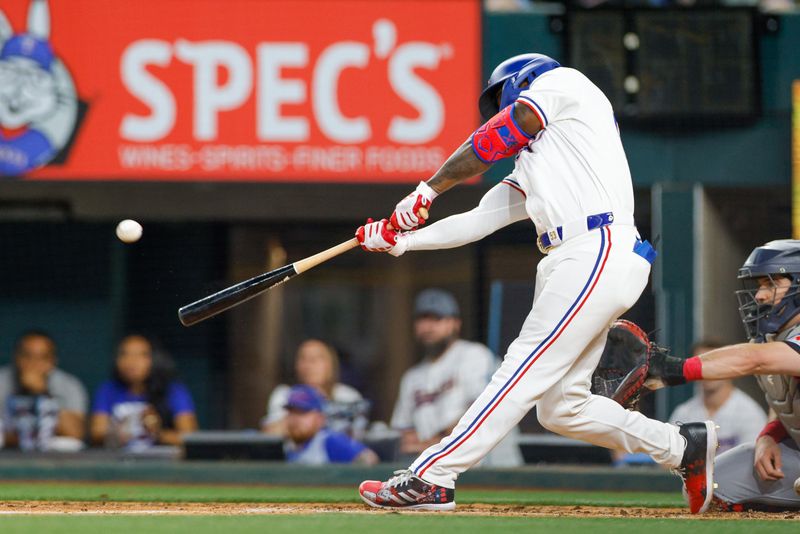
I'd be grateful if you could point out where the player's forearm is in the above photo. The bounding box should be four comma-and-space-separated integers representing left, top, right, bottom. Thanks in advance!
698, 342, 800, 379
426, 140, 491, 195
646, 341, 800, 389
406, 183, 527, 251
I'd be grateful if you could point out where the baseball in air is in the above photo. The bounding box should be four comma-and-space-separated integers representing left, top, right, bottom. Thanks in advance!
116, 219, 143, 243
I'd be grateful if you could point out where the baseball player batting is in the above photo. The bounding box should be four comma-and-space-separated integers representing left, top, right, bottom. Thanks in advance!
355, 53, 717, 514
610, 240, 800, 511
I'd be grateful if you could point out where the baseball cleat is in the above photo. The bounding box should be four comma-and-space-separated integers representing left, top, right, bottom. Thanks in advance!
673, 421, 717, 514
359, 469, 455, 511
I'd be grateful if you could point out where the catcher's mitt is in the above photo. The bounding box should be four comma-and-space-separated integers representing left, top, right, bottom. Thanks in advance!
592, 319, 668, 410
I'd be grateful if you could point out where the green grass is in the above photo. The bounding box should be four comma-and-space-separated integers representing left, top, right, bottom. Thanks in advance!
0, 482, 794, 533
0, 482, 684, 507
0, 515, 795, 534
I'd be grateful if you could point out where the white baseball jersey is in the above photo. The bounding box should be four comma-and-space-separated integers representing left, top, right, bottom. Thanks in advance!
391, 340, 494, 441
507, 67, 635, 234
401, 64, 688, 489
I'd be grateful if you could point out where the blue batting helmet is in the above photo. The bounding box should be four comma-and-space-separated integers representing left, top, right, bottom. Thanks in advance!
736, 239, 800, 341
478, 53, 560, 121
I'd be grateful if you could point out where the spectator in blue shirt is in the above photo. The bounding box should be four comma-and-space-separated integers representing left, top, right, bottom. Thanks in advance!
89, 334, 197, 449
284, 384, 378, 465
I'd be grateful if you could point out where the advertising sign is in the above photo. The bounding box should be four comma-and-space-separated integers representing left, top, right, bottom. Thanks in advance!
0, 0, 480, 181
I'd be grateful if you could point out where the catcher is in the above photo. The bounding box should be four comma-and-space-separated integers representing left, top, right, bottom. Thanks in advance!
599, 240, 800, 511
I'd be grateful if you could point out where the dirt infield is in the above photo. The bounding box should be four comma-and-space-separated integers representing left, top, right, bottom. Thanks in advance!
0, 501, 797, 520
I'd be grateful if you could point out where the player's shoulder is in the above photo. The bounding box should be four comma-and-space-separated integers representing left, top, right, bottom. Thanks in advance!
778, 322, 800, 345
49, 367, 86, 391
526, 66, 591, 90
95, 379, 122, 394
92, 380, 128, 405
399, 361, 428, 384
166, 380, 192, 396
321, 428, 349, 446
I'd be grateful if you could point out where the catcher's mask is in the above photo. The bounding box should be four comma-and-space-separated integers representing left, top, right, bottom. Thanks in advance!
736, 239, 800, 341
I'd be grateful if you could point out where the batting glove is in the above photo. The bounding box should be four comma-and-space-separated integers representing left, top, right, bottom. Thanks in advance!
355, 218, 408, 257
390, 181, 437, 231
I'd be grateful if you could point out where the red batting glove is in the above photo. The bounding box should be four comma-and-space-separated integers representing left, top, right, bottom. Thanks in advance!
356, 218, 398, 253
390, 181, 437, 231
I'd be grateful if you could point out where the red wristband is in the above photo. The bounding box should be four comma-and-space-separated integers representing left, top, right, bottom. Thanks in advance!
683, 356, 703, 382
758, 419, 789, 443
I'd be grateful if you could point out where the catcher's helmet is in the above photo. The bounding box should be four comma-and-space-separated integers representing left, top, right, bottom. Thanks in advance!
736, 239, 800, 341
478, 53, 560, 121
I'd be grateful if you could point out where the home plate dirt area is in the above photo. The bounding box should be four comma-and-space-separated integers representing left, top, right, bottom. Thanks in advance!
0, 501, 797, 520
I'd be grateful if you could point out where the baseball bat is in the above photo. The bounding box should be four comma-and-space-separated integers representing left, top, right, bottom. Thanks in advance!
178, 208, 427, 326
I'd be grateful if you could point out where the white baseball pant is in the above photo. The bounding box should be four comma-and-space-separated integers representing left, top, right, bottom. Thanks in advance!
409, 224, 686, 488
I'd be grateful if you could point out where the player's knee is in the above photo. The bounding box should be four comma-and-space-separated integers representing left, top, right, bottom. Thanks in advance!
535, 407, 559, 432
536, 401, 582, 432
714, 443, 758, 504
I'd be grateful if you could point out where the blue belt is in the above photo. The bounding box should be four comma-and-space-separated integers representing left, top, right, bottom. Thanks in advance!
536, 212, 615, 254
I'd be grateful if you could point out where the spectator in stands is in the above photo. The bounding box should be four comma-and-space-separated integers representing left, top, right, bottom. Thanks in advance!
669, 340, 767, 455
90, 334, 197, 449
391, 289, 522, 466
284, 384, 378, 465
262, 339, 367, 438
0, 330, 87, 451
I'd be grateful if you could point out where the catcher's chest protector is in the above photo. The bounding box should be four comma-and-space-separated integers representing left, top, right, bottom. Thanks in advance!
760, 324, 800, 448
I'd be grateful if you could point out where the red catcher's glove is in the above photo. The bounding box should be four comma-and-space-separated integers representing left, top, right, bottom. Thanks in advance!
390, 181, 437, 231
356, 218, 398, 252
592, 319, 658, 411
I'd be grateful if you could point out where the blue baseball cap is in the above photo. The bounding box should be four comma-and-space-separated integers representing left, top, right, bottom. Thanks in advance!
414, 288, 460, 318
284, 384, 326, 412
0, 34, 55, 71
